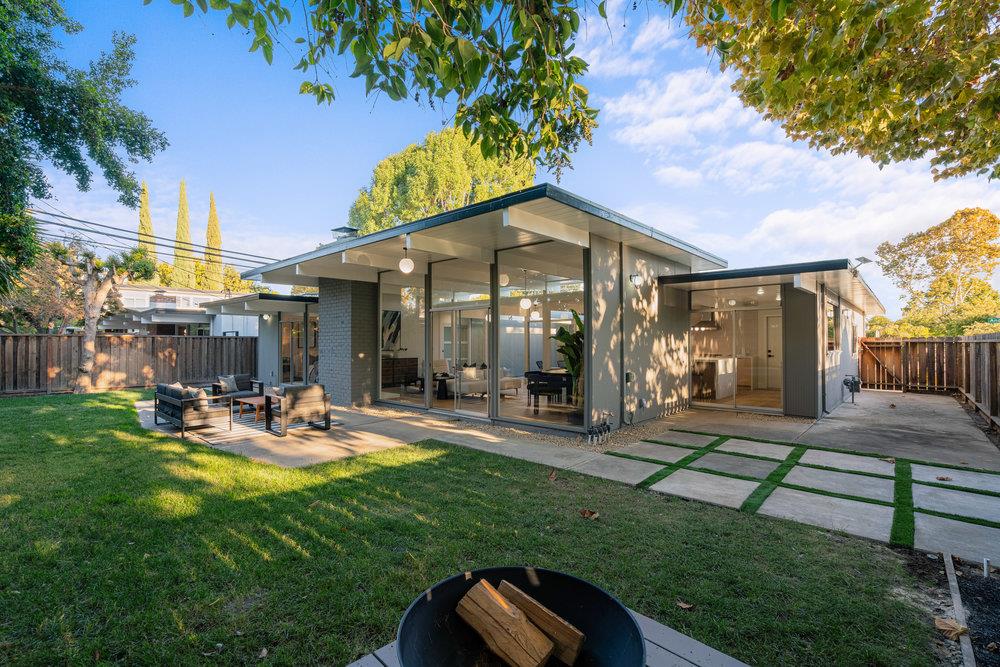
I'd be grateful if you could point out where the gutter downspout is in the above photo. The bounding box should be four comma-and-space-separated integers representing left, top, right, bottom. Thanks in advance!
820, 283, 828, 415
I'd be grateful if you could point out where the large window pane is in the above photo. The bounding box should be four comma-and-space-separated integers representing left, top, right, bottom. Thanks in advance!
497, 243, 584, 427
379, 273, 426, 406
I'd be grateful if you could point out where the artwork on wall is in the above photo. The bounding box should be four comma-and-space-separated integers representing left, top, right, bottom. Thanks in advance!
382, 310, 401, 350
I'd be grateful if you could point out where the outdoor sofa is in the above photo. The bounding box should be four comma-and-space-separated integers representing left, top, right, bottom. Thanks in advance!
211, 373, 261, 401
265, 383, 331, 437
154, 382, 232, 438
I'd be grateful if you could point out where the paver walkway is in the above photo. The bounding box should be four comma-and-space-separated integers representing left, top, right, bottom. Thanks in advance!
610, 428, 1000, 564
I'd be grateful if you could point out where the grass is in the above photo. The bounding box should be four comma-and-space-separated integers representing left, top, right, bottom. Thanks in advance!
0, 393, 938, 665
891, 462, 915, 547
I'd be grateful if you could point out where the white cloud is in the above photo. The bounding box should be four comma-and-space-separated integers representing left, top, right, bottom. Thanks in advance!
576, 7, 686, 78
653, 165, 703, 187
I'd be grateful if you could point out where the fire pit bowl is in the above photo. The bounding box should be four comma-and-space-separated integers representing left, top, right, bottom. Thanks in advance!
396, 566, 645, 666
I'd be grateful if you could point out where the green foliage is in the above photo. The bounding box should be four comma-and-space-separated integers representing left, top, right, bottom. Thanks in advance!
137, 181, 157, 266
0, 243, 82, 333
876, 208, 1000, 337
167, 0, 998, 180
291, 284, 319, 295
204, 193, 223, 291
223, 264, 271, 294
155, 261, 174, 287
865, 315, 932, 339
349, 128, 534, 235
551, 308, 584, 403
172, 180, 195, 288
0, 1, 166, 294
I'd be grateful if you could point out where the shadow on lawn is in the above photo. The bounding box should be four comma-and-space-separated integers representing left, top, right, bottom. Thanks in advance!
0, 391, 937, 666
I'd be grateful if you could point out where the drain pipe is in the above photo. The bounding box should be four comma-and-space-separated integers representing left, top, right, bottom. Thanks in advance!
820, 283, 828, 415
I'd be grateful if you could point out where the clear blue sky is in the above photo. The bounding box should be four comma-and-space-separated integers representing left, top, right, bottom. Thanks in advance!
41, 0, 1000, 317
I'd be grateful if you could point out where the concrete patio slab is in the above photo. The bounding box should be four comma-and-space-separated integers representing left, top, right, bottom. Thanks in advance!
797, 449, 895, 476
716, 438, 794, 461
783, 466, 895, 502
570, 455, 664, 485
758, 488, 894, 542
648, 430, 717, 448
689, 452, 780, 479
650, 469, 759, 509
914, 512, 1000, 563
616, 442, 691, 463
911, 464, 1000, 494
650, 410, 815, 442
912, 484, 1000, 523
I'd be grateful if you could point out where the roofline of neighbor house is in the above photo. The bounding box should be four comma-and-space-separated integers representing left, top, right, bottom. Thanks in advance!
241, 183, 728, 280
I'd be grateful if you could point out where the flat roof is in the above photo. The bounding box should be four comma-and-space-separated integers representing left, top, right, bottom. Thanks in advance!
242, 183, 727, 285
202, 292, 319, 315
660, 259, 885, 315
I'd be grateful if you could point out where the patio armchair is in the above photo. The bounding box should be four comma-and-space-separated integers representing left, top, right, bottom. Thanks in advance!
211, 373, 261, 401
154, 382, 232, 438
265, 383, 331, 437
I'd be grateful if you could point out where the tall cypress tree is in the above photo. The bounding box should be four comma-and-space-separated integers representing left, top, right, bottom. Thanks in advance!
204, 193, 223, 291
137, 181, 157, 280
172, 180, 195, 288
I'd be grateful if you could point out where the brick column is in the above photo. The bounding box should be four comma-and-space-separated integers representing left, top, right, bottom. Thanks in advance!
318, 278, 378, 405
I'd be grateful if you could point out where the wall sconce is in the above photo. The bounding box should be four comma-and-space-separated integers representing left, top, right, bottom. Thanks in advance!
629, 274, 642, 287
262, 314, 272, 322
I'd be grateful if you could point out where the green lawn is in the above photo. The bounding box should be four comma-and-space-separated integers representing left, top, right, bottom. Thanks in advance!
0, 392, 936, 665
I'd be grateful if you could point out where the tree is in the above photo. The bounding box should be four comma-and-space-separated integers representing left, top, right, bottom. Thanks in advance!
172, 180, 195, 288
876, 208, 1000, 336
52, 242, 155, 392
155, 261, 174, 286
291, 285, 319, 296
349, 128, 534, 235
137, 180, 158, 260
204, 193, 223, 290
171, 0, 998, 180
223, 265, 271, 294
1, 1, 166, 295
0, 245, 82, 333
864, 315, 931, 339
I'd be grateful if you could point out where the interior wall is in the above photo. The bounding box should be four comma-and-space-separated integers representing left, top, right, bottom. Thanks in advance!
588, 235, 621, 428
621, 246, 689, 423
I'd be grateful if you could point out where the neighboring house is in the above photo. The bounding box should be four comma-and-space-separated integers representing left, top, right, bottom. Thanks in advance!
99, 283, 259, 336
242, 183, 884, 434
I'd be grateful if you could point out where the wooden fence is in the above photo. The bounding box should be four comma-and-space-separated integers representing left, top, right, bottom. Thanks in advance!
859, 335, 1000, 429
0, 334, 256, 395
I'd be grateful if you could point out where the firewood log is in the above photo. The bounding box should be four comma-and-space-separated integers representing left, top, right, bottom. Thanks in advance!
499, 580, 585, 665
456, 579, 554, 667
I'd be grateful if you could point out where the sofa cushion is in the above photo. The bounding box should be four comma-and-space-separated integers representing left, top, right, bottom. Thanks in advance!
462, 366, 480, 380
217, 375, 238, 393
234, 373, 253, 391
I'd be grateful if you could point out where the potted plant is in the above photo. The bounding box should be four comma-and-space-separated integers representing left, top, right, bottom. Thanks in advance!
551, 309, 584, 405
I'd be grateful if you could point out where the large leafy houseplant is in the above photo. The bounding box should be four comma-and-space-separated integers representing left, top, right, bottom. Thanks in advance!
551, 309, 584, 405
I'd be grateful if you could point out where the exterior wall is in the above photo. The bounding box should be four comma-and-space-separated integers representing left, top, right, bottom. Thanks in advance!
256, 313, 282, 386
621, 245, 689, 424
587, 235, 621, 428
210, 314, 259, 337
318, 278, 378, 406
823, 292, 863, 413
781, 283, 821, 418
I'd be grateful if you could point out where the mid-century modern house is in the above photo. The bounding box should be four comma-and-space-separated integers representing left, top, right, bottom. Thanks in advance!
99, 284, 259, 336
241, 184, 883, 434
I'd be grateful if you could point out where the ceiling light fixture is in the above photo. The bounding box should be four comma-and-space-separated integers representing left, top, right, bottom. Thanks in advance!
756, 286, 765, 295
398, 245, 414, 274
499, 273, 510, 287
519, 270, 532, 310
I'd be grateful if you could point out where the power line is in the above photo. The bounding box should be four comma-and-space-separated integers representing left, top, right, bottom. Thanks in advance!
28, 209, 282, 263
33, 218, 267, 268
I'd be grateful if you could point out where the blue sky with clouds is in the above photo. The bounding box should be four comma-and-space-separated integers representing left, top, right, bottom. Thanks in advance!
41, 0, 1000, 317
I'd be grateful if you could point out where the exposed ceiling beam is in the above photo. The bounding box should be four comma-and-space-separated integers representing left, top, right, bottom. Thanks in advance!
404, 233, 493, 262
503, 206, 589, 248
294, 257, 379, 283
341, 249, 428, 275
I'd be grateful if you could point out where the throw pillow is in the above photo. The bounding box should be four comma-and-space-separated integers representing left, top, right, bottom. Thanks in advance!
462, 366, 479, 380
218, 375, 237, 393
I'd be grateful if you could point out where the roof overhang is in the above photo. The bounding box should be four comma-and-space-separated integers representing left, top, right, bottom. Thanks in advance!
202, 292, 319, 315
659, 259, 885, 316
242, 183, 727, 285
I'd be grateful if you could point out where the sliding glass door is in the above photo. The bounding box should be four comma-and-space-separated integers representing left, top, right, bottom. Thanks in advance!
430, 307, 490, 415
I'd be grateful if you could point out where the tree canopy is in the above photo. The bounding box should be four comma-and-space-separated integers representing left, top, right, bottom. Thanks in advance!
172, 180, 195, 288
876, 208, 1000, 336
168, 0, 998, 180
1, 1, 166, 294
349, 127, 534, 235
204, 193, 223, 290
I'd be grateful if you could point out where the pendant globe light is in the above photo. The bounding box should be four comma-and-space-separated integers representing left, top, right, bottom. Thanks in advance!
519, 270, 532, 310
398, 244, 414, 274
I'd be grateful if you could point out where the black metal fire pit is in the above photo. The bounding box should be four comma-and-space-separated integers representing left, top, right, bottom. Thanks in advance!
396, 566, 645, 666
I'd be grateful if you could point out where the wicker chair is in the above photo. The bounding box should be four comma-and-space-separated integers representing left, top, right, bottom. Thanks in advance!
265, 384, 331, 437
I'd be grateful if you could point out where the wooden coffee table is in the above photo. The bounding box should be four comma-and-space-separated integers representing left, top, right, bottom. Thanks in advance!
235, 395, 267, 423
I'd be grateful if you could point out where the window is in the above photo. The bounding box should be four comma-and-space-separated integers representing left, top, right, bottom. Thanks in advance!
826, 301, 840, 351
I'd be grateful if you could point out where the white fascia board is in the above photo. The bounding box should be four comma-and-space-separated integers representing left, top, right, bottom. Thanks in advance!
502, 206, 589, 248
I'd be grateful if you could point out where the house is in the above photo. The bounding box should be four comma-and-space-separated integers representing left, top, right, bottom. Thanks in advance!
99, 283, 259, 336
241, 184, 883, 433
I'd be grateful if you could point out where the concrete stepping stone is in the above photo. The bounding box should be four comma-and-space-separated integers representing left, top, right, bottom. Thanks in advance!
912, 484, 1000, 523
911, 465, 1000, 494
758, 487, 894, 542
783, 466, 894, 502
648, 431, 717, 448
689, 452, 780, 479
616, 442, 691, 464
569, 454, 664, 485
914, 512, 1000, 563
715, 438, 793, 461
650, 469, 759, 509
798, 449, 895, 476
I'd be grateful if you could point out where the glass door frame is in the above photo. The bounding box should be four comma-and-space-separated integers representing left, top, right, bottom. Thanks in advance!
429, 304, 491, 417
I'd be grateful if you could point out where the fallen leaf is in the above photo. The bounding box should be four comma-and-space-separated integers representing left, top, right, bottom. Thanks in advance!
579, 508, 600, 520
880, 457, 896, 464
258, 648, 268, 659
934, 617, 968, 640
936, 476, 952, 482
987, 641, 998, 653
889, 403, 896, 408
676, 600, 694, 610
548, 468, 558, 482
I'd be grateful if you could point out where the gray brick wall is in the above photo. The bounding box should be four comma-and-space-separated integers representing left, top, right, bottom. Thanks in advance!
318, 278, 378, 406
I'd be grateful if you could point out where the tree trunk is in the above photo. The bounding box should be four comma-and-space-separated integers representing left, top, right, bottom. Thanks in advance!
74, 271, 117, 393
